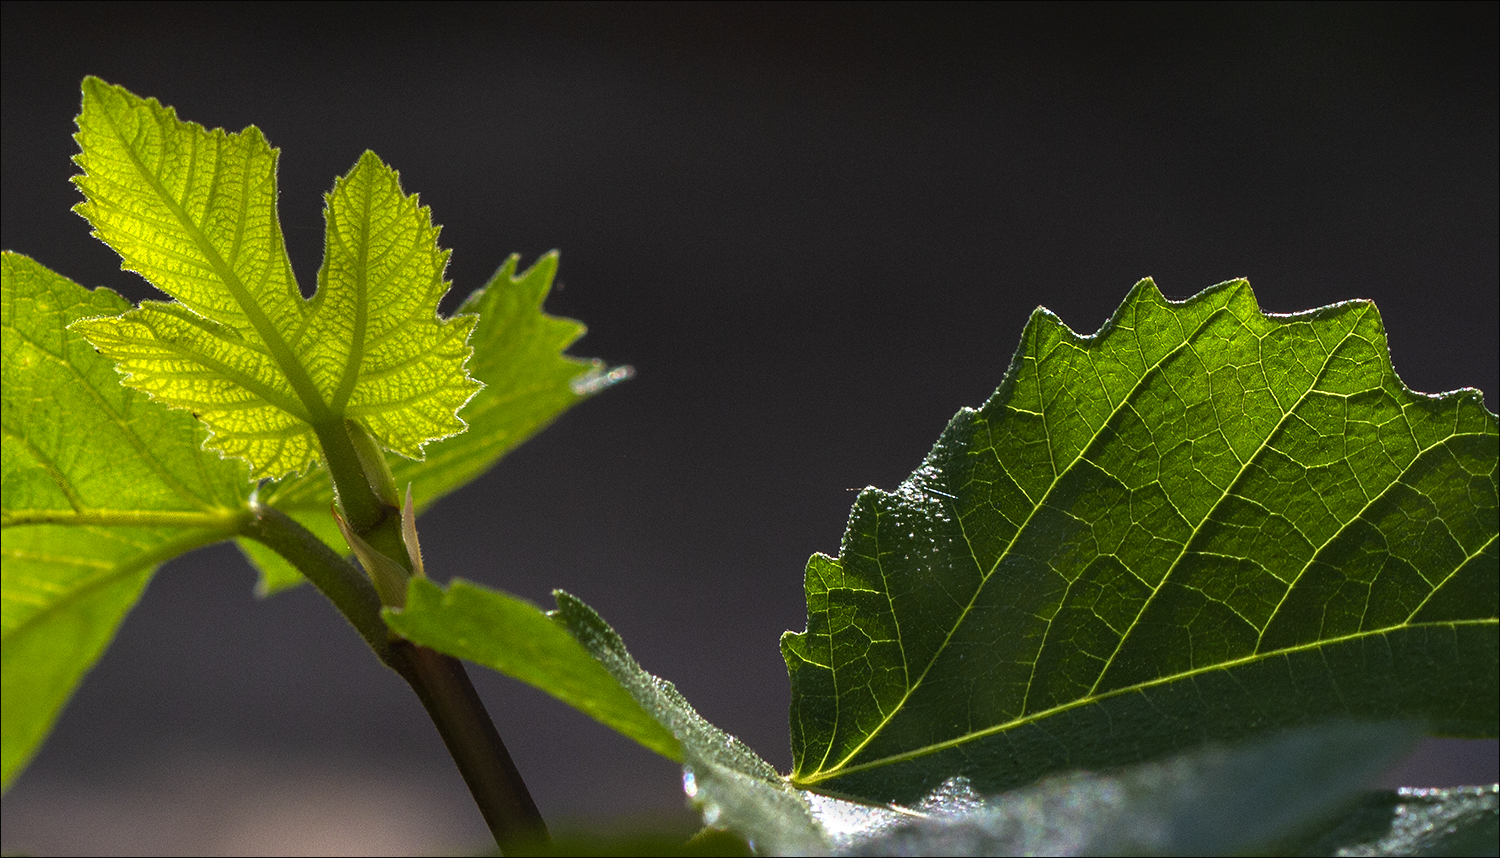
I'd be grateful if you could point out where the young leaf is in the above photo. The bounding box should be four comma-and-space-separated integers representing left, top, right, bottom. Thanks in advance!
68, 78, 480, 480
1, 252, 251, 790
385, 579, 825, 855
782, 278, 1499, 805
246, 253, 619, 595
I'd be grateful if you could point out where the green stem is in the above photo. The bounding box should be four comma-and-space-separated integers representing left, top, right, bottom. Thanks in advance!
241, 504, 395, 668
314, 420, 405, 560
243, 487, 548, 850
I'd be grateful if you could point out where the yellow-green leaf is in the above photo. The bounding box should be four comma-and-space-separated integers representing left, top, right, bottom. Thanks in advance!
68, 77, 479, 479
245, 253, 622, 594
1, 252, 250, 791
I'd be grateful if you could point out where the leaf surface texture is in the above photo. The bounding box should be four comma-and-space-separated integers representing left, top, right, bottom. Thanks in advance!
782, 279, 1499, 804
68, 78, 479, 479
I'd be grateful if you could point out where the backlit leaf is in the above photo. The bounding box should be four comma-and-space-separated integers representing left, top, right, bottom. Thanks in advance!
0, 252, 251, 790
243, 252, 622, 594
68, 77, 480, 479
782, 278, 1498, 805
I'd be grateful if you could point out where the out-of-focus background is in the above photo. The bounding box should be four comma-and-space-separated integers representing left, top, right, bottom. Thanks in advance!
3, 3, 1496, 854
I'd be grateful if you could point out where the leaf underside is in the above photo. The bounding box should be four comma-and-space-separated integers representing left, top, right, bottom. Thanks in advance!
783, 278, 1499, 805
68, 77, 479, 480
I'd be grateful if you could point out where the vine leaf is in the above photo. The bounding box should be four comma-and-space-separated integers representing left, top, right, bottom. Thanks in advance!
68, 77, 480, 480
2, 79, 622, 792
244, 252, 624, 594
782, 278, 1499, 805
1, 253, 251, 791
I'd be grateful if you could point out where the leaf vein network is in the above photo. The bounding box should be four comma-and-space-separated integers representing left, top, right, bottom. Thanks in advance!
817, 299, 1235, 777
1092, 306, 1372, 692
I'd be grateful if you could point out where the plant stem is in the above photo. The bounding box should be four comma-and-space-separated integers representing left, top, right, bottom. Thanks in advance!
391, 640, 548, 852
315, 420, 409, 567
243, 498, 548, 851
240, 504, 395, 668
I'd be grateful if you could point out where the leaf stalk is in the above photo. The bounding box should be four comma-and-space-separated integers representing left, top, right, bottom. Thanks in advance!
244, 442, 549, 851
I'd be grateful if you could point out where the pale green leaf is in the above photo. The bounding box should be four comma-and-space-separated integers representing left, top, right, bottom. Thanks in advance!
68, 77, 480, 479
783, 278, 1499, 805
246, 252, 620, 595
0, 252, 250, 791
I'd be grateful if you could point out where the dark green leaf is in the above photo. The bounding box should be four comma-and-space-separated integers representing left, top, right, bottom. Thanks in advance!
783, 279, 1499, 805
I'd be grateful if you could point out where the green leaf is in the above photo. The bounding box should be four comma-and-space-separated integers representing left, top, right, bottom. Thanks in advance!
1, 252, 251, 791
247, 252, 620, 595
386, 579, 680, 760
385, 579, 825, 855
396, 252, 624, 506
68, 77, 480, 480
782, 278, 1499, 805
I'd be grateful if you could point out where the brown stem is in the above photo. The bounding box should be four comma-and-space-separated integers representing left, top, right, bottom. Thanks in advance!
391, 641, 549, 851
242, 503, 548, 852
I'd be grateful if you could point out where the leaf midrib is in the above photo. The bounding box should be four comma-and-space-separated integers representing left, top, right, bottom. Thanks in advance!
96, 92, 331, 427
327, 166, 373, 416
2, 509, 243, 528
791, 612, 1498, 787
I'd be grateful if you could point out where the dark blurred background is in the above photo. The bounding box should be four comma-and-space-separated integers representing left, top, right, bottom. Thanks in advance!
3, 2, 1496, 853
